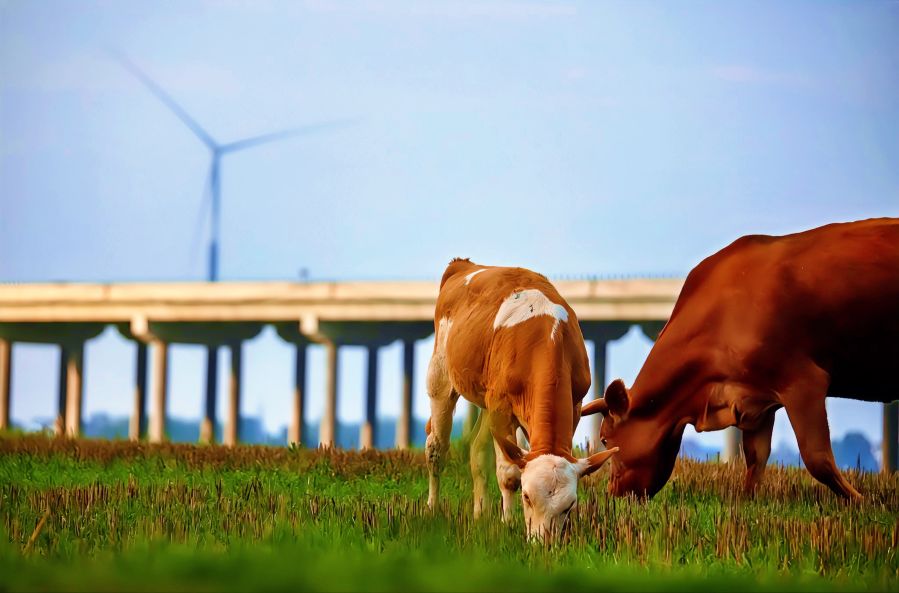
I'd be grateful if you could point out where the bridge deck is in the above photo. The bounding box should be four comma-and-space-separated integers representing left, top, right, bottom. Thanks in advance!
0, 279, 684, 323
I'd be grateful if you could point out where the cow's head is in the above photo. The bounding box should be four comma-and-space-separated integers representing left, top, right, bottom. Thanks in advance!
494, 435, 617, 542
583, 379, 682, 498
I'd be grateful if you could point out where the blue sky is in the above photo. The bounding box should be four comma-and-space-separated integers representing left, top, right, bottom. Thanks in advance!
1, 0, 897, 450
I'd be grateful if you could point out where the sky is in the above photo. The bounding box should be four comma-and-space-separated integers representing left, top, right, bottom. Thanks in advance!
1, 0, 897, 451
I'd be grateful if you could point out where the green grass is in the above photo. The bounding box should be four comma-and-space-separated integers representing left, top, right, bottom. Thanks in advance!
0, 435, 897, 591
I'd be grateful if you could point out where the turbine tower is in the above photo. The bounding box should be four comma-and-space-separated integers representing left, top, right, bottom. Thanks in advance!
117, 54, 350, 443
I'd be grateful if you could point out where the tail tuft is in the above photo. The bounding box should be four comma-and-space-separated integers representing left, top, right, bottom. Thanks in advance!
440, 257, 477, 288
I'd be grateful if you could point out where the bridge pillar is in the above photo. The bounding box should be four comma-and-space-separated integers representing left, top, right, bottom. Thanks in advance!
289, 343, 308, 447
118, 321, 263, 445
0, 323, 104, 437
721, 426, 743, 463
359, 345, 378, 449
224, 342, 243, 448
275, 325, 314, 448
201, 346, 219, 444
148, 340, 169, 443
580, 322, 632, 452
590, 339, 609, 452
55, 347, 67, 437
64, 343, 85, 438
294, 316, 434, 448
883, 402, 898, 473
129, 342, 148, 441
396, 339, 414, 449
200, 347, 218, 444
0, 339, 10, 431
360, 345, 379, 449
319, 342, 339, 448
288, 320, 431, 450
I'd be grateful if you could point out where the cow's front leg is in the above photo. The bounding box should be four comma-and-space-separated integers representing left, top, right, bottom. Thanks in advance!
493, 437, 522, 523
485, 412, 524, 524
782, 368, 862, 500
425, 353, 458, 510
741, 410, 775, 494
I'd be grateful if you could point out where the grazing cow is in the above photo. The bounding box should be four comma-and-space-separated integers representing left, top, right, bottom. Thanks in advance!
426, 259, 617, 540
582, 218, 899, 500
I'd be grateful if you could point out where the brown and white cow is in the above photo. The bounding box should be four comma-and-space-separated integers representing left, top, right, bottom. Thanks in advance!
583, 218, 899, 500
426, 259, 617, 540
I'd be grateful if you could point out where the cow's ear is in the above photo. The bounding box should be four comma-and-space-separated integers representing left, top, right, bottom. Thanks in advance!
604, 379, 631, 417
577, 447, 618, 478
493, 433, 527, 469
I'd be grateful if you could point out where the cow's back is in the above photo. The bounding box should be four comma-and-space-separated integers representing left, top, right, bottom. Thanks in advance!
784, 219, 899, 398
434, 261, 590, 407
660, 218, 899, 401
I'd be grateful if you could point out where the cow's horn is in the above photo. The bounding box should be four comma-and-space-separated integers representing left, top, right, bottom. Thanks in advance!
581, 398, 608, 417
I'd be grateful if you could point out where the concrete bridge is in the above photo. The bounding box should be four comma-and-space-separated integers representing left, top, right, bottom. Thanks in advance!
0, 279, 894, 471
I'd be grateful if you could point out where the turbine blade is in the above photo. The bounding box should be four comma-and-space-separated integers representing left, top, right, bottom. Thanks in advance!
219, 117, 360, 154
112, 51, 218, 149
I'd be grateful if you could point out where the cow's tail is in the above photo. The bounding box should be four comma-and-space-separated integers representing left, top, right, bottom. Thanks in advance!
440, 257, 476, 288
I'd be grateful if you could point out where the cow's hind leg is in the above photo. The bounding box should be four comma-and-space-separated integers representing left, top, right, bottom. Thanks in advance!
782, 368, 862, 500
469, 409, 492, 518
741, 410, 776, 494
426, 353, 459, 510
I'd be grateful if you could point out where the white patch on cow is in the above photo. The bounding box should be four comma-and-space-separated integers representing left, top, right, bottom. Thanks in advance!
492, 289, 569, 341
520, 454, 579, 541
464, 269, 486, 285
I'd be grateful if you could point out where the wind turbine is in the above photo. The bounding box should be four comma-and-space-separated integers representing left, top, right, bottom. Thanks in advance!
116, 53, 353, 442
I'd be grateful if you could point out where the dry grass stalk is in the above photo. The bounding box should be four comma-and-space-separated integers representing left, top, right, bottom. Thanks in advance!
22, 507, 50, 554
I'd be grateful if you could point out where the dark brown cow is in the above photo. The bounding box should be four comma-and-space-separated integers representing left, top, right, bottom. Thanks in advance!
426, 259, 617, 540
583, 218, 899, 499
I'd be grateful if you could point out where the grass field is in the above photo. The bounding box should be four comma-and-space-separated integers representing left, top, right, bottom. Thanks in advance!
1, 434, 897, 592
